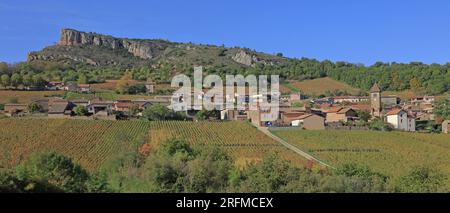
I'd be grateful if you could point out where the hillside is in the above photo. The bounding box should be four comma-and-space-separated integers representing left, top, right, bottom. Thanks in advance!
27, 29, 288, 69
281, 77, 362, 96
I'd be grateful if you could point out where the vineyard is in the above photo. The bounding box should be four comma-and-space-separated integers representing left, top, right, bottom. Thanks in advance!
272, 129, 450, 185
0, 119, 308, 171
0, 119, 151, 171
148, 121, 308, 167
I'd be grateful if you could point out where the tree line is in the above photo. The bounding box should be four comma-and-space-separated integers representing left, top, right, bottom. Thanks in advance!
1, 57, 450, 94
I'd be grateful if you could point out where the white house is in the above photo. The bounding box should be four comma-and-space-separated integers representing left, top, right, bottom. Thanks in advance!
385, 108, 416, 132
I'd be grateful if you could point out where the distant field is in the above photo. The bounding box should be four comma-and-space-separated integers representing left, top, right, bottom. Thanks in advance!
281, 77, 361, 96
0, 90, 64, 104
91, 80, 138, 91
0, 119, 308, 171
272, 129, 450, 184
382, 90, 418, 100
64, 91, 153, 101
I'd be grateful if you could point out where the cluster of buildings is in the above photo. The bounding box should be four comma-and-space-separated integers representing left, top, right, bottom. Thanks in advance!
2, 96, 171, 120
222, 83, 446, 133
2, 80, 448, 133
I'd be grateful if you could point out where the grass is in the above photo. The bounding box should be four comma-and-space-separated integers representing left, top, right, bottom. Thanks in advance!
282, 77, 361, 96
64, 91, 154, 101
271, 129, 450, 185
0, 90, 65, 104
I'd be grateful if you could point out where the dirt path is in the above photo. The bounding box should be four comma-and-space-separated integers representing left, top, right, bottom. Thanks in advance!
255, 125, 334, 168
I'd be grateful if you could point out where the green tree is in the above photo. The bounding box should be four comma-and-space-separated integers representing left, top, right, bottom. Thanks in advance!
0, 74, 10, 88
142, 104, 171, 121
10, 73, 22, 89
15, 152, 89, 192
356, 110, 371, 122
73, 105, 88, 116
27, 103, 41, 113
395, 167, 447, 193
77, 74, 88, 84
409, 77, 421, 91
433, 98, 450, 120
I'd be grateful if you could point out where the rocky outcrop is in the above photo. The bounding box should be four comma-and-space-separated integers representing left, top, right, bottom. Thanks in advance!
232, 50, 263, 66
27, 28, 282, 68
58, 29, 167, 60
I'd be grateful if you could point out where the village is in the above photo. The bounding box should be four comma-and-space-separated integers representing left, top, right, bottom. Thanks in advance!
1, 80, 449, 134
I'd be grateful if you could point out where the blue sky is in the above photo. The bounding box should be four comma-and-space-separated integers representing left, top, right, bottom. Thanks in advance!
1, 0, 449, 65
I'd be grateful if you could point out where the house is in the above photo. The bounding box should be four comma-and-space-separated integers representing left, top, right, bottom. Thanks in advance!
385, 108, 416, 132
3, 104, 28, 116
281, 111, 307, 125
48, 99, 71, 118
312, 97, 333, 105
350, 103, 371, 113
324, 107, 358, 123
411, 96, 435, 105
291, 114, 325, 130
332, 96, 368, 104
114, 100, 136, 112
145, 82, 155, 94
442, 120, 450, 134
220, 109, 247, 121
64, 83, 91, 93
47, 81, 65, 90
31, 98, 49, 112
87, 101, 113, 115
132, 100, 152, 110
64, 82, 79, 92
78, 84, 91, 93
71, 99, 90, 107
289, 93, 302, 103
381, 96, 400, 107
248, 107, 278, 127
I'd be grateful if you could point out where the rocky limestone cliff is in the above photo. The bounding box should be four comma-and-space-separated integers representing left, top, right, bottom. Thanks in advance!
58, 29, 168, 60
27, 28, 283, 68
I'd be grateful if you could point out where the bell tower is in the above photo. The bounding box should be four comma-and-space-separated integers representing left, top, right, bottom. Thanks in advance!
370, 83, 382, 117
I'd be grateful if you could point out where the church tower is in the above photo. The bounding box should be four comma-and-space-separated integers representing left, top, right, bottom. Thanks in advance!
370, 83, 382, 117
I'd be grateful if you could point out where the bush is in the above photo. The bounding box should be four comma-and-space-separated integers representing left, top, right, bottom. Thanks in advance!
73, 105, 88, 116
395, 167, 447, 193
0, 171, 62, 193
15, 152, 89, 192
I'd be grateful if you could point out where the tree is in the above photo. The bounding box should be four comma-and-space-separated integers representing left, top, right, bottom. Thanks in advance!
73, 105, 88, 116
195, 109, 220, 121
409, 77, 421, 91
27, 103, 41, 113
15, 152, 89, 192
10, 73, 22, 89
77, 74, 88, 84
0, 74, 10, 88
356, 110, 371, 122
142, 104, 171, 121
433, 98, 450, 120
395, 167, 447, 193
116, 72, 134, 94
22, 74, 33, 88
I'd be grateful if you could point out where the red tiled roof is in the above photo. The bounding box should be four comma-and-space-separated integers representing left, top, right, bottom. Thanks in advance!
385, 108, 403, 116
